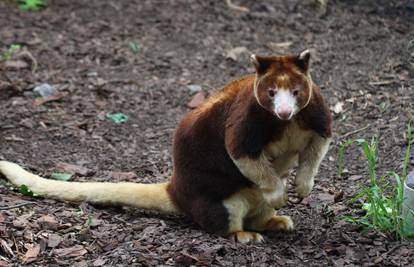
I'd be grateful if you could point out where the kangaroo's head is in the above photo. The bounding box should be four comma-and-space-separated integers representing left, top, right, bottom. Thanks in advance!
251, 50, 313, 120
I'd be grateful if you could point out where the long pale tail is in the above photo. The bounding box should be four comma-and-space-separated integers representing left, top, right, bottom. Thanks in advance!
0, 161, 179, 214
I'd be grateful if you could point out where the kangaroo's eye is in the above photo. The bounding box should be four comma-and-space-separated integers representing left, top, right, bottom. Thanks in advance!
268, 89, 275, 97
293, 89, 300, 96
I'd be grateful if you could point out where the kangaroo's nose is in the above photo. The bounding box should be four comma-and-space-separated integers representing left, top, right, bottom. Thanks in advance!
276, 105, 293, 120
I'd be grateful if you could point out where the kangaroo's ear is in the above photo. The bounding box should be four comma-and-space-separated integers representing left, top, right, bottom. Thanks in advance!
295, 49, 311, 74
250, 54, 273, 74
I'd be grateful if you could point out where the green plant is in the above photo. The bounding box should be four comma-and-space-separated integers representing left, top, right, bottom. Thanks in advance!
106, 113, 129, 123
19, 0, 46, 11
402, 122, 412, 178
345, 123, 413, 240
129, 41, 140, 54
19, 184, 40, 197
1, 44, 21, 61
338, 139, 353, 176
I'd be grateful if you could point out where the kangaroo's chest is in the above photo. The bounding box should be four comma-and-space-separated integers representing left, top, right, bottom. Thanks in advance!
266, 121, 312, 156
264, 121, 313, 176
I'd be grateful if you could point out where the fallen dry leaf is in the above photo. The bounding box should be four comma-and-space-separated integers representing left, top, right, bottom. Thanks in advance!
33, 92, 67, 106
37, 215, 59, 230
188, 91, 206, 109
316, 193, 335, 203
4, 60, 29, 70
47, 233, 62, 248
56, 162, 92, 176
92, 258, 107, 267
111, 171, 137, 180
54, 245, 87, 258
22, 243, 40, 264
12, 216, 29, 229
0, 260, 9, 267
334, 190, 344, 203
304, 193, 335, 208
330, 203, 348, 215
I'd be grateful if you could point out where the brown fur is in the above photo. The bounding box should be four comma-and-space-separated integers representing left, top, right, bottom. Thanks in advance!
0, 51, 332, 243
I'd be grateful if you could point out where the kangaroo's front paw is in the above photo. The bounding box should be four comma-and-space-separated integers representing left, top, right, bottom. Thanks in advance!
265, 215, 294, 231
295, 180, 314, 198
229, 231, 265, 243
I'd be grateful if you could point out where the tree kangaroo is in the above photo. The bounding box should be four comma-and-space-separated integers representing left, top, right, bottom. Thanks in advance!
0, 50, 332, 243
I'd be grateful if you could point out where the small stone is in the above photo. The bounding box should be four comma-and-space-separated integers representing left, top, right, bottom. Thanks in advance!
332, 102, 344, 114
33, 83, 58, 97
187, 84, 202, 92
226, 46, 248, 61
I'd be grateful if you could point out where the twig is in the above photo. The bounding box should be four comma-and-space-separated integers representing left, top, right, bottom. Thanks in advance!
18, 48, 38, 73
0, 202, 35, 210
369, 80, 395, 86
381, 243, 402, 257
12, 235, 19, 255
113, 215, 132, 226
4, 135, 25, 142
0, 238, 14, 257
0, 255, 10, 263
373, 243, 403, 264
180, 251, 200, 262
225, 0, 249, 12
108, 79, 138, 85
337, 125, 370, 140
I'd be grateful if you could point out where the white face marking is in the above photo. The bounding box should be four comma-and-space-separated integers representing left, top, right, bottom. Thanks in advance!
273, 89, 298, 120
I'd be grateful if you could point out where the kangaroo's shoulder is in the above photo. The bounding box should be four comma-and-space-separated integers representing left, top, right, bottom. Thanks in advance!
297, 84, 332, 138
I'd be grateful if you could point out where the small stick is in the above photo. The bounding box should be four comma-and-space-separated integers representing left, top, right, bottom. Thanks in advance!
225, 0, 249, 12
373, 244, 403, 264
18, 48, 38, 73
0, 202, 35, 210
337, 125, 370, 140
180, 251, 200, 262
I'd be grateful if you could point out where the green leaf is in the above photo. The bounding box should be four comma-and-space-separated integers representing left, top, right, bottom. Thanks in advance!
129, 41, 140, 54
19, 184, 34, 196
106, 113, 129, 123
19, 0, 46, 11
19, 184, 40, 197
50, 172, 73, 181
1, 44, 21, 61
354, 139, 366, 144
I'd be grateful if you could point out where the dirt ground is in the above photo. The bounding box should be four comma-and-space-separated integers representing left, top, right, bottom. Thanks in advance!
1, 0, 414, 266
